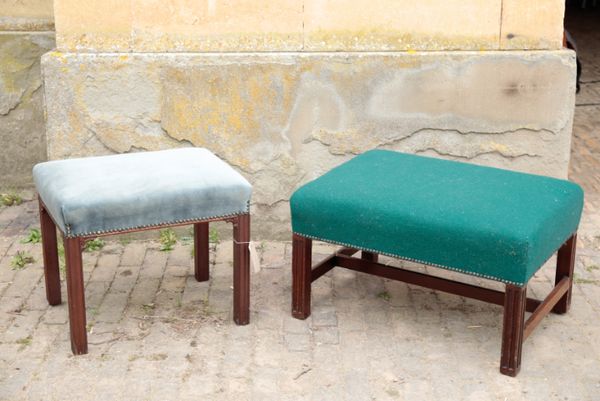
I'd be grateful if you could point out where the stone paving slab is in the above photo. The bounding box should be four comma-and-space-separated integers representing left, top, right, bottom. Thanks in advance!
0, 190, 598, 400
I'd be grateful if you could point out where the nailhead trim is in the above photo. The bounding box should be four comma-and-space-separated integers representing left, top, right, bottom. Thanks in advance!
66, 207, 250, 238
294, 232, 526, 286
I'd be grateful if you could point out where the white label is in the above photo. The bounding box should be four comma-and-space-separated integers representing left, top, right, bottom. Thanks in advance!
249, 241, 261, 274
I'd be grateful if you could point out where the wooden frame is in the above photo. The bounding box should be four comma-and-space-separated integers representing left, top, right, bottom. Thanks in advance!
291, 233, 577, 377
39, 199, 250, 355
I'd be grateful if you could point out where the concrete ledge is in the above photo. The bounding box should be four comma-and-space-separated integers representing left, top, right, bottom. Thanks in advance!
0, 0, 54, 32
42, 50, 576, 238
0, 17, 54, 32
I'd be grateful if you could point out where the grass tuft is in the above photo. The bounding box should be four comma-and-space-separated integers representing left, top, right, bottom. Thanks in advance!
11, 251, 35, 270
1, 192, 23, 206
377, 290, 391, 302
209, 227, 220, 244
84, 238, 105, 252
21, 228, 41, 244
159, 228, 177, 252
16, 336, 32, 350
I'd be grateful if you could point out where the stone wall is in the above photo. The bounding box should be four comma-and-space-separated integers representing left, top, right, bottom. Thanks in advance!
52, 0, 565, 51
0, 0, 55, 187
0, 0, 54, 31
42, 0, 576, 239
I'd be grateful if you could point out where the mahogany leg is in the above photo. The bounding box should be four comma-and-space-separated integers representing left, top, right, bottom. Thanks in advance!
361, 251, 378, 263
292, 234, 312, 319
500, 284, 526, 377
232, 214, 250, 325
194, 222, 210, 282
64, 237, 88, 355
39, 200, 61, 305
553, 234, 577, 314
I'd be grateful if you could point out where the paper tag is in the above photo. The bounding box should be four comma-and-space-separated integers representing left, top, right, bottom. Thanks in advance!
249, 241, 261, 274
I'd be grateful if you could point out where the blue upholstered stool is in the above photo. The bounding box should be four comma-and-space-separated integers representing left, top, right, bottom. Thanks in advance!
33, 148, 252, 354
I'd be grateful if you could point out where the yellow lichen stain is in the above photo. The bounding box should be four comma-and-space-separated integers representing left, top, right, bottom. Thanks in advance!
47, 51, 68, 64
157, 64, 302, 170
58, 33, 132, 52
97, 124, 171, 153
311, 129, 369, 156
119, 55, 129, 61
54, 109, 87, 158
274, 73, 297, 113
130, 31, 303, 52
489, 142, 509, 153
321, 55, 420, 93
306, 29, 499, 51
500, 35, 557, 51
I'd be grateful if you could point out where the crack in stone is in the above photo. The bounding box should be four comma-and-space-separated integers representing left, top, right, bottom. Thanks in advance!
306, 126, 556, 158
159, 126, 195, 148
388, 126, 558, 139
0, 100, 21, 116
82, 127, 119, 155
156, 126, 261, 175
29, 83, 42, 98
129, 145, 150, 153
254, 199, 289, 209
416, 148, 540, 160
1, 81, 43, 117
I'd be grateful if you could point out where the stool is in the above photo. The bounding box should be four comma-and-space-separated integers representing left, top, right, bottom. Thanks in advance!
289, 149, 583, 376
33, 148, 252, 355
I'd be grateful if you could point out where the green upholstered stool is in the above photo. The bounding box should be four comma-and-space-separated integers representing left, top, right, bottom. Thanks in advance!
289, 150, 583, 377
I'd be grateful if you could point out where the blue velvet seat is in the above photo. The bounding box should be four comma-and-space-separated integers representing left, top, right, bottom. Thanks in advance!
33, 148, 252, 237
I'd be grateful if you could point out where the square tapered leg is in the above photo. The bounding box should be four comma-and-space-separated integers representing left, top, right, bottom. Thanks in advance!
39, 200, 61, 306
553, 234, 577, 314
233, 214, 250, 325
292, 234, 312, 320
500, 284, 526, 376
194, 222, 210, 282
64, 237, 88, 355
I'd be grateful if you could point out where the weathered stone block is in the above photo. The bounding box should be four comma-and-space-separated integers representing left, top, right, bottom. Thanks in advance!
51, 0, 566, 51
501, 0, 565, 50
42, 50, 576, 238
303, 0, 502, 51
54, 0, 132, 52
0, 32, 54, 187
131, 0, 304, 52
54, 0, 305, 52
0, 0, 54, 31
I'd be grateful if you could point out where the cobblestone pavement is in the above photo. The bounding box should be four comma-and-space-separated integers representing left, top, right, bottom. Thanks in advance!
1, 13, 599, 401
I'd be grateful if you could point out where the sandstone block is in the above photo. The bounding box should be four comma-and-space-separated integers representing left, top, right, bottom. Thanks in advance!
131, 0, 304, 52
304, 0, 501, 51
0, 0, 54, 31
501, 0, 565, 50
51, 0, 567, 51
54, 0, 132, 51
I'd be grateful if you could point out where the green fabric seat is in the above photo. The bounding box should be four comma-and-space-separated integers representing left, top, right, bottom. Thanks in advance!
290, 150, 583, 285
